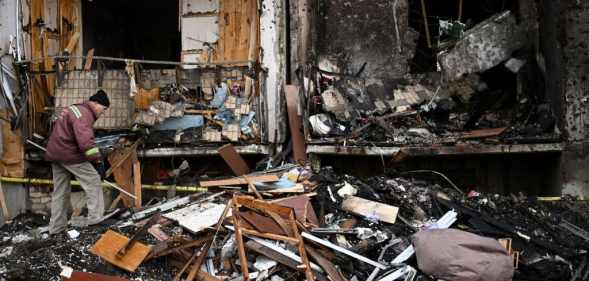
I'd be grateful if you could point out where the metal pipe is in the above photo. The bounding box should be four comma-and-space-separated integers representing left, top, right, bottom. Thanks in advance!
0, 176, 208, 193
17, 55, 254, 67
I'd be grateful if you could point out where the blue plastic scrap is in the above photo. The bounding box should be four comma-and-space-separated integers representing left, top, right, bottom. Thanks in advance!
210, 83, 228, 108
153, 115, 205, 131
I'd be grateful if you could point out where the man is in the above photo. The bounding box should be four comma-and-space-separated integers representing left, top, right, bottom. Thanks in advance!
45, 90, 110, 235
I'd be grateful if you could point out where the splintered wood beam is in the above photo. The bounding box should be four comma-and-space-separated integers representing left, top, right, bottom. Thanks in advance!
232, 199, 251, 281
84, 48, 95, 70
291, 210, 315, 281
133, 160, 142, 208
64, 32, 80, 54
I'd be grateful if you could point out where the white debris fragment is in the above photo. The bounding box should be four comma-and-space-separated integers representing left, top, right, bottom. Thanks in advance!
59, 265, 74, 278
337, 182, 358, 198
270, 275, 285, 281
67, 229, 80, 239
254, 256, 278, 271
505, 58, 526, 73
0, 246, 13, 258
11, 234, 32, 243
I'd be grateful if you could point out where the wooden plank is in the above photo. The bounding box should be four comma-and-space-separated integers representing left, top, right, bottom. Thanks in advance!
108, 149, 136, 207
0, 181, 10, 220
306, 246, 347, 281
247, 0, 259, 64
341, 196, 398, 224
232, 203, 250, 281
218, 144, 250, 176
133, 159, 142, 208
89, 230, 151, 272
235, 195, 293, 217
231, 0, 242, 60
285, 85, 307, 164
64, 31, 80, 53
291, 210, 315, 281
105, 140, 142, 178
84, 48, 95, 70
108, 194, 122, 211
199, 174, 279, 187
0, 111, 24, 177
239, 210, 287, 236
241, 228, 299, 244
243, 175, 263, 199
223, 0, 235, 61
274, 195, 320, 227
214, 0, 226, 62
459, 127, 507, 139
150, 237, 208, 259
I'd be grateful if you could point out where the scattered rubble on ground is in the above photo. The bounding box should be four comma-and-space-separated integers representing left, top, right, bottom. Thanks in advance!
2, 164, 588, 281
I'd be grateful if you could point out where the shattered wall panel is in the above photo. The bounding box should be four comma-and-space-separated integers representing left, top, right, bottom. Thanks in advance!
55, 71, 132, 130
438, 11, 524, 81
181, 16, 219, 51
316, 0, 416, 98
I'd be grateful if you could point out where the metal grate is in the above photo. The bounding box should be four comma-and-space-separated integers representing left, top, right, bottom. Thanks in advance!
55, 70, 133, 130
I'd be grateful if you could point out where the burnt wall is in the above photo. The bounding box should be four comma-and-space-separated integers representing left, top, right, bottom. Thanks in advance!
559, 0, 589, 196
316, 0, 417, 98
562, 0, 589, 141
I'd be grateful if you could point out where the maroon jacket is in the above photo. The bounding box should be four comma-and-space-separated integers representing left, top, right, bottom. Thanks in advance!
45, 102, 101, 163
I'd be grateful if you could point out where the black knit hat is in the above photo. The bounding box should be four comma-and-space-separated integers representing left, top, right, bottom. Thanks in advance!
89, 90, 110, 108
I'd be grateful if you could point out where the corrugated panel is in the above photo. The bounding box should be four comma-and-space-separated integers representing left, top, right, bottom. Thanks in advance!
55, 70, 133, 130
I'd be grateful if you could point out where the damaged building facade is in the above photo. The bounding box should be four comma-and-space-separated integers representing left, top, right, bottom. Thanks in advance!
0, 0, 586, 221
0, 0, 585, 219
288, 0, 589, 195
0, 0, 589, 280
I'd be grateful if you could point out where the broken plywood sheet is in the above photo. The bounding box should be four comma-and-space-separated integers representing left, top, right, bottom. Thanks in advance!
163, 202, 226, 233
89, 230, 151, 272
342, 196, 398, 224
181, 16, 219, 51
183, 0, 219, 15
274, 195, 320, 227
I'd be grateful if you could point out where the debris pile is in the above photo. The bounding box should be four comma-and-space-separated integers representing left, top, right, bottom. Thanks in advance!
2, 166, 588, 281
306, 10, 560, 146
133, 78, 260, 146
